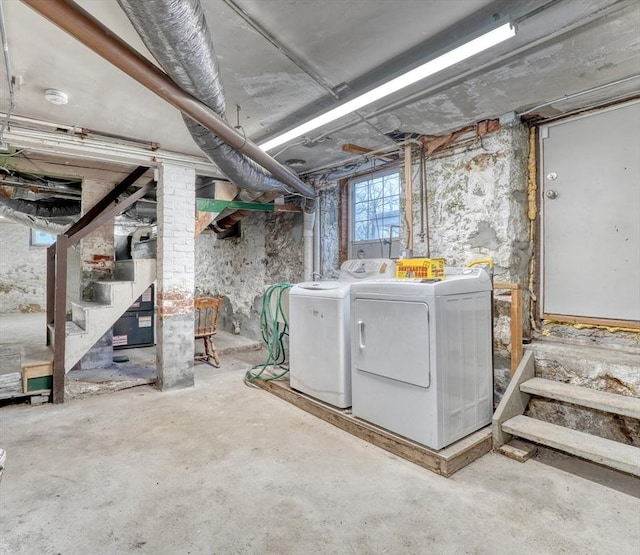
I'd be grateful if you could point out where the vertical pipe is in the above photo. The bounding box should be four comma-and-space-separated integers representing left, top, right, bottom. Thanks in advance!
421, 146, 431, 257
52, 235, 68, 404
303, 209, 315, 281
313, 194, 321, 277
403, 144, 413, 254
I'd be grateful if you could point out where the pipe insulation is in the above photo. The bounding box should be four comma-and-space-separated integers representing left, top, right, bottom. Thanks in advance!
20, 0, 316, 200
0, 202, 74, 233
117, 0, 315, 199
0, 197, 80, 218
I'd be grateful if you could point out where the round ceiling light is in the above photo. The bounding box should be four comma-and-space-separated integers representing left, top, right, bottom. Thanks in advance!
44, 89, 68, 105
284, 158, 306, 168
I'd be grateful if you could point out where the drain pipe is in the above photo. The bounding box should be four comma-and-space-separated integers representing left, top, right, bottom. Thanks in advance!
303, 204, 315, 282
20, 0, 315, 200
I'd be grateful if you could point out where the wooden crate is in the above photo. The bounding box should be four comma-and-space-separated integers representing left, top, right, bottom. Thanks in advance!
22, 362, 53, 393
253, 377, 492, 477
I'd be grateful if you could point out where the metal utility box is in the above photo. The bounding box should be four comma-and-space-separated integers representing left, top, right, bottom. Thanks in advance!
113, 286, 155, 349
350, 268, 493, 450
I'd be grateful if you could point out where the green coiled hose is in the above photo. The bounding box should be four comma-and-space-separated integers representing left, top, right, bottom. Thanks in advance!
244, 283, 292, 383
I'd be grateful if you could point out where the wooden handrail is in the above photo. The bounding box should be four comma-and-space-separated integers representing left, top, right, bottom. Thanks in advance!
494, 282, 524, 377
47, 165, 151, 403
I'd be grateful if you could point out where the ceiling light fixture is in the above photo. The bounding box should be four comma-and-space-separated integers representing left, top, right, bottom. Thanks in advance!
260, 22, 516, 152
44, 89, 68, 105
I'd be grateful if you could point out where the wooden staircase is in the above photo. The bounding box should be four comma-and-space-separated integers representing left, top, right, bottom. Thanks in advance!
494, 349, 640, 477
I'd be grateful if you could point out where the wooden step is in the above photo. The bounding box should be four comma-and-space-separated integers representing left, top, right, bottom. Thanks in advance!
521, 378, 640, 419
502, 415, 640, 476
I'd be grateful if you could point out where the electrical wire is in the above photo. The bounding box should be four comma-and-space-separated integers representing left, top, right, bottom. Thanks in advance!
244, 283, 293, 384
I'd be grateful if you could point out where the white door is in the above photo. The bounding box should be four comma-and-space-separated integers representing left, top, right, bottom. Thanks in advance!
352, 298, 430, 387
541, 101, 640, 323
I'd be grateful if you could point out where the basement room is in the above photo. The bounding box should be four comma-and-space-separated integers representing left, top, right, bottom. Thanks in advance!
0, 0, 638, 553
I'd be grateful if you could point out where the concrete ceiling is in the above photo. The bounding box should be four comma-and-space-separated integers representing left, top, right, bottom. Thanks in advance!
1, 0, 638, 178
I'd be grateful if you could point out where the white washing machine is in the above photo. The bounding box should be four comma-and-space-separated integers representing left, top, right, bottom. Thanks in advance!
289, 258, 395, 408
350, 267, 493, 450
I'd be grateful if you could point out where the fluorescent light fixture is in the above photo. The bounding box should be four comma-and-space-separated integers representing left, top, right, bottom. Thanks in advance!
260, 22, 516, 152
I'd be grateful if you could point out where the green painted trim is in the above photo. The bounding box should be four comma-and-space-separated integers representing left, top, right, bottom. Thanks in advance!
196, 198, 275, 213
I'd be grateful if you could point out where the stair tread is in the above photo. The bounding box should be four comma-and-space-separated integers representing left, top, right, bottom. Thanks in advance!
71, 300, 110, 309
521, 377, 640, 419
502, 415, 640, 476
48, 322, 86, 335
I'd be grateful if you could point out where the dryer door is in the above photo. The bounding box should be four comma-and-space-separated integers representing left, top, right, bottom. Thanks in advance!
353, 298, 430, 388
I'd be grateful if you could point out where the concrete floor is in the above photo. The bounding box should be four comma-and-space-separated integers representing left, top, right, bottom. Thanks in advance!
1, 354, 639, 555
1, 312, 639, 553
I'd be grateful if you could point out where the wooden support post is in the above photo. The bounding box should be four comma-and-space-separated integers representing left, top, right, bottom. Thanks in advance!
52, 235, 68, 404
511, 287, 523, 377
493, 282, 524, 378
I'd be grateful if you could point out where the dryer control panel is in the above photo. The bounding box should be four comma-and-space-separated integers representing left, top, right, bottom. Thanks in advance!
339, 258, 396, 280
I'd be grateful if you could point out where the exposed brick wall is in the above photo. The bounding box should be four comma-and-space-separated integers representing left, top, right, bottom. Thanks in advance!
156, 163, 195, 390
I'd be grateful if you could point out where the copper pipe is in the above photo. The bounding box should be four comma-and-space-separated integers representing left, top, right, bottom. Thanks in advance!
21, 0, 316, 199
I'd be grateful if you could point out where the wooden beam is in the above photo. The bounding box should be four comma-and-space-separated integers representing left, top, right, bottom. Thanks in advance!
511, 287, 524, 377
338, 179, 349, 264
52, 235, 67, 404
194, 211, 213, 237
543, 313, 640, 331
253, 377, 492, 477
341, 143, 397, 161
65, 165, 149, 237
494, 282, 521, 290
68, 180, 156, 244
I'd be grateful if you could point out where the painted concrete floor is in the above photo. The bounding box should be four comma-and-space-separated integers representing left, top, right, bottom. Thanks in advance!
1, 356, 639, 555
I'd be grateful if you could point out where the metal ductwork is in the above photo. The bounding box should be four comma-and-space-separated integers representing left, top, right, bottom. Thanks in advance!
0, 201, 74, 234
0, 197, 80, 218
21, 0, 316, 206
117, 0, 315, 205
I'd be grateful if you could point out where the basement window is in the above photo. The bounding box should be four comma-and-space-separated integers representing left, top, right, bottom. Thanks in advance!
351, 169, 400, 244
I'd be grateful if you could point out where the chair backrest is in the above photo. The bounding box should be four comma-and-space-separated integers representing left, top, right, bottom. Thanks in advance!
194, 296, 222, 337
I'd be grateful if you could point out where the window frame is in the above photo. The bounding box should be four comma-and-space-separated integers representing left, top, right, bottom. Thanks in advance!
349, 167, 401, 246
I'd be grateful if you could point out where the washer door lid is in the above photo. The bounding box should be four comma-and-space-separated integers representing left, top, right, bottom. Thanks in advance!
297, 281, 347, 291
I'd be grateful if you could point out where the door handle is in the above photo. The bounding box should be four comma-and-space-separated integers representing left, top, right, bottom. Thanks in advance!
357, 321, 365, 349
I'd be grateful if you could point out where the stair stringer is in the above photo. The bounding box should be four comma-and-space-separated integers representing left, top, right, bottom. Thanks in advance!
63, 259, 156, 372
492, 349, 535, 447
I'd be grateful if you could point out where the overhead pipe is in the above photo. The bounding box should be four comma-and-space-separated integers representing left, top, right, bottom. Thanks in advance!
116, 0, 308, 227
20, 0, 316, 200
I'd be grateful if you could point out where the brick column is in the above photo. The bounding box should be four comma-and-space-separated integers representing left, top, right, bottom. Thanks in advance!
79, 178, 115, 370
156, 163, 196, 390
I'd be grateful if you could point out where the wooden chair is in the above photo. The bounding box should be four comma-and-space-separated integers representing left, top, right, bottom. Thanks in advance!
194, 296, 222, 367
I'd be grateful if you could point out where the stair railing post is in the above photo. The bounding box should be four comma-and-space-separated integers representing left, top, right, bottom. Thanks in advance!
52, 234, 68, 404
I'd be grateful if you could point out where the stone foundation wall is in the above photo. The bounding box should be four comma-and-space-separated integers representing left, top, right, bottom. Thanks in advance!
0, 220, 47, 313
195, 211, 305, 340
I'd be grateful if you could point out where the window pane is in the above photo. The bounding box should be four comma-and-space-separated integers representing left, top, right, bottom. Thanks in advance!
351, 170, 401, 244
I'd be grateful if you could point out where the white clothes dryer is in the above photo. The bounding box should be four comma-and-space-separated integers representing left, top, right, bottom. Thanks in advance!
350, 267, 493, 449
